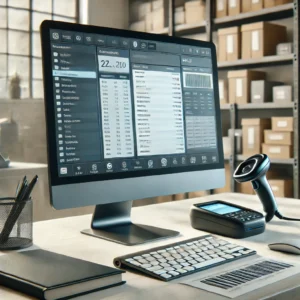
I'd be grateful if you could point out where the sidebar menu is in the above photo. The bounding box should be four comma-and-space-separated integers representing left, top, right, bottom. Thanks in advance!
51, 43, 102, 176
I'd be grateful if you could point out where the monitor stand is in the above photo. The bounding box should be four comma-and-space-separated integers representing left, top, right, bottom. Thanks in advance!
81, 200, 180, 246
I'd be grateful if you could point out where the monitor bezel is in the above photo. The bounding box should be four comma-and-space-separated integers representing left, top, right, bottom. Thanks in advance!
40, 20, 224, 187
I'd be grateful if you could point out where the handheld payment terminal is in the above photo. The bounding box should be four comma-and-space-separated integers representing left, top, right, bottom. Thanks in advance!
190, 200, 265, 238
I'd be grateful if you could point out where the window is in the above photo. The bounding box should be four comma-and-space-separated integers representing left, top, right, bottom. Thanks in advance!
0, 0, 78, 99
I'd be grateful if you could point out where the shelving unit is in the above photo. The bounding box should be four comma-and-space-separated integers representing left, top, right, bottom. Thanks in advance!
131, 0, 299, 198
218, 54, 294, 70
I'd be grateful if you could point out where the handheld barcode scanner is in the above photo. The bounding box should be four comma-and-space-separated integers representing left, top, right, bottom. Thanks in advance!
234, 154, 300, 222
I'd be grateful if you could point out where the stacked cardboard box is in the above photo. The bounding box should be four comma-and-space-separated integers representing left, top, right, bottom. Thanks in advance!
185, 0, 206, 24
242, 118, 271, 156
241, 22, 287, 59
216, 0, 293, 18
263, 117, 293, 159
228, 70, 265, 104
129, 0, 169, 33
218, 27, 241, 62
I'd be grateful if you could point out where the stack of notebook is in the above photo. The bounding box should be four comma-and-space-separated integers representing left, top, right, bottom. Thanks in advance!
0, 249, 125, 299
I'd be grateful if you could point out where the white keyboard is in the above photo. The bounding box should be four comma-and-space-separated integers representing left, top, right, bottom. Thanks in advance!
114, 235, 256, 281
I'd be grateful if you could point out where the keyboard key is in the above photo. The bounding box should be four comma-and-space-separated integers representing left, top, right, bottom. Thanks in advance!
172, 254, 181, 259
164, 267, 175, 271
162, 253, 171, 257
177, 269, 188, 274
169, 260, 177, 265
224, 255, 234, 259
191, 254, 200, 259
160, 273, 172, 279
168, 271, 179, 276
138, 259, 148, 264
141, 264, 152, 269
142, 254, 150, 258
172, 264, 182, 269
146, 257, 155, 262
160, 263, 171, 267
180, 262, 190, 267
189, 260, 198, 265
158, 250, 166, 254
134, 256, 143, 260
187, 250, 196, 255
196, 258, 204, 263
183, 266, 195, 271
205, 250, 215, 255
151, 261, 159, 266
150, 252, 157, 255
130, 261, 141, 266
166, 247, 174, 251
154, 269, 166, 275
153, 254, 163, 259
147, 265, 162, 272
202, 241, 209, 245
166, 257, 175, 261
194, 257, 225, 269
185, 256, 193, 261
125, 258, 134, 262
158, 259, 167, 263
176, 259, 185, 263
226, 247, 244, 254
207, 245, 214, 250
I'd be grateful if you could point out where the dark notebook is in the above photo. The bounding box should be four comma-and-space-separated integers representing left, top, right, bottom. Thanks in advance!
0, 249, 125, 300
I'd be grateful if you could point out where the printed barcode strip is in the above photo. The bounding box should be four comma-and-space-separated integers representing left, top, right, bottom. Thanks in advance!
184, 73, 212, 88
201, 260, 293, 290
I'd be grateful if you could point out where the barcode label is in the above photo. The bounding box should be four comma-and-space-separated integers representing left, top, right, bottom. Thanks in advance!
201, 260, 293, 290
183, 72, 213, 89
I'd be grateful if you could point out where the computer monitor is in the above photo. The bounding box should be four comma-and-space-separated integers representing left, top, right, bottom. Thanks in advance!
40, 20, 225, 245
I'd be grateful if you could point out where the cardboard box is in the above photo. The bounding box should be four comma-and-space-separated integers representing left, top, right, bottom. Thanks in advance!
264, 130, 293, 145
237, 182, 255, 195
251, 0, 263, 11
130, 1, 152, 21
241, 22, 287, 59
228, 0, 241, 16
242, 0, 251, 12
145, 12, 153, 32
273, 85, 292, 103
277, 42, 293, 55
263, 144, 292, 159
228, 70, 265, 104
242, 118, 271, 155
251, 80, 283, 103
188, 191, 208, 198
223, 136, 231, 155
264, 0, 293, 8
214, 163, 231, 193
272, 117, 293, 132
219, 79, 228, 104
269, 180, 293, 198
216, 0, 227, 18
218, 27, 241, 62
175, 0, 186, 7
129, 20, 146, 32
152, 0, 164, 10
175, 6, 185, 25
185, 0, 206, 24
152, 7, 168, 31
228, 129, 243, 154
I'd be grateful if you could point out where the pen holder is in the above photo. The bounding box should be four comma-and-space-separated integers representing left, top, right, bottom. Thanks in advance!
0, 198, 33, 250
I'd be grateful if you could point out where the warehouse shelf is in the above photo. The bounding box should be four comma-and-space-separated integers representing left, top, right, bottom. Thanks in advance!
221, 102, 294, 110
214, 3, 294, 29
224, 155, 294, 165
218, 54, 294, 70
150, 27, 169, 34
175, 22, 206, 36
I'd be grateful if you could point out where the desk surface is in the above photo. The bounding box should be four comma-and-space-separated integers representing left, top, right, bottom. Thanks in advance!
1, 193, 300, 300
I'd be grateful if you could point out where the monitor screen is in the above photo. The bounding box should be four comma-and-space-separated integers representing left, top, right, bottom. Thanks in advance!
200, 203, 241, 215
42, 22, 223, 184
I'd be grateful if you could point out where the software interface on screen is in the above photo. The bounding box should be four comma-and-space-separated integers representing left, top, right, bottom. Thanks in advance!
200, 203, 241, 215
49, 29, 219, 177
